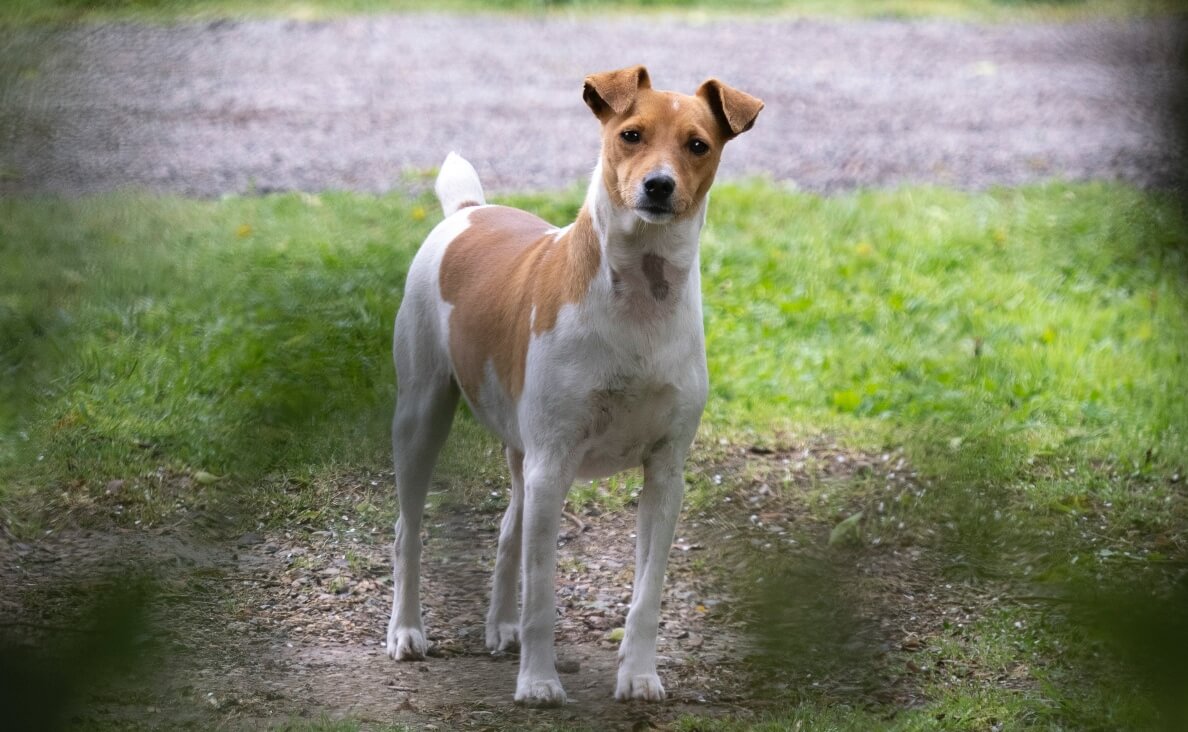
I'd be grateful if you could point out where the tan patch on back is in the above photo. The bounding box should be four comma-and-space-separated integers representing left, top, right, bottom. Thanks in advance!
439, 206, 601, 403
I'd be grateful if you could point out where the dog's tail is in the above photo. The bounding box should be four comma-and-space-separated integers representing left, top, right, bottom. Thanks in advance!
434, 152, 486, 217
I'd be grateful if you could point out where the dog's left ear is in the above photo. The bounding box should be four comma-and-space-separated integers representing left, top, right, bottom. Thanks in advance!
583, 65, 652, 121
696, 79, 764, 140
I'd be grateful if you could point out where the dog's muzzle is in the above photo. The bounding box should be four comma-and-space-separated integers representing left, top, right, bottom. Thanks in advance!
636, 173, 677, 220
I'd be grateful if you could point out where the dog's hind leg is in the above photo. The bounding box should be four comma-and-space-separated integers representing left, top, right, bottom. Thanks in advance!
486, 446, 524, 653
386, 317, 459, 661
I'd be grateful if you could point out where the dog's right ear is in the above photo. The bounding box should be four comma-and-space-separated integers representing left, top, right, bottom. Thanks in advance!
583, 65, 651, 121
696, 79, 764, 140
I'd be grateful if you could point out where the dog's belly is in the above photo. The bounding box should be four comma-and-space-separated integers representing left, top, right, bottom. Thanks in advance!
575, 382, 681, 480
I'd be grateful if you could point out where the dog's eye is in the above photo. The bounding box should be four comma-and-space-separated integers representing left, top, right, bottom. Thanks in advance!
620, 130, 642, 144
688, 139, 710, 156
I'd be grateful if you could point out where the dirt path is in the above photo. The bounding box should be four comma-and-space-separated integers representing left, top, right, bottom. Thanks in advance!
1, 14, 1183, 197
3, 443, 1005, 730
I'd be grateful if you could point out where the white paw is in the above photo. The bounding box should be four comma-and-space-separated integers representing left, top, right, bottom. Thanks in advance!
514, 677, 567, 707
615, 672, 665, 702
485, 621, 520, 653
386, 626, 428, 661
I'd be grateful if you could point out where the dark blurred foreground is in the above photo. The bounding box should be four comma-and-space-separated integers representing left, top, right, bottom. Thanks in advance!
1, 575, 160, 730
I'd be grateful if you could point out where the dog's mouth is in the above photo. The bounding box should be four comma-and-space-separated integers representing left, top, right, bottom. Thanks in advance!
634, 204, 676, 223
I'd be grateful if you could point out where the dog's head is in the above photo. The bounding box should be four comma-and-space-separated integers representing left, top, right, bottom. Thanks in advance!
583, 65, 763, 224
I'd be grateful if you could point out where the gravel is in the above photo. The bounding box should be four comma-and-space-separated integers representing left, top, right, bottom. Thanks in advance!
1, 14, 1184, 197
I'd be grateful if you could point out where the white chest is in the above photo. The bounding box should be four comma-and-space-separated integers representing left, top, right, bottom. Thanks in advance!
575, 377, 685, 479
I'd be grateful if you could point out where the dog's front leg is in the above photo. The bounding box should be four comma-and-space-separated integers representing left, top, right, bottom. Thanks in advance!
616, 442, 688, 701
514, 457, 572, 706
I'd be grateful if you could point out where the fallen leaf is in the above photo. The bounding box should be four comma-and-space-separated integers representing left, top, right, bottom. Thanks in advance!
829, 511, 864, 547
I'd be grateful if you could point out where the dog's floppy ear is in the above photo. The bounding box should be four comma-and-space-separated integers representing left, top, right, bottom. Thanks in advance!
696, 78, 764, 140
583, 65, 651, 121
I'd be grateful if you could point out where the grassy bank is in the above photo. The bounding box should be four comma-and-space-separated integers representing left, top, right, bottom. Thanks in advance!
0, 0, 1183, 25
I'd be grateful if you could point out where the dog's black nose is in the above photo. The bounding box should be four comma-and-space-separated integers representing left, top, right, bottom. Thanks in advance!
643, 174, 676, 202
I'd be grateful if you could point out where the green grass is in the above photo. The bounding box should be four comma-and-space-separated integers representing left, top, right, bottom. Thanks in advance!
3, 181, 1185, 489
1, 192, 418, 483
669, 692, 1060, 732
0, 0, 1183, 25
705, 183, 1187, 447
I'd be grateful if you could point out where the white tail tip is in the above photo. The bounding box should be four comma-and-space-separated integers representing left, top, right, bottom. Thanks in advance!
435, 152, 486, 217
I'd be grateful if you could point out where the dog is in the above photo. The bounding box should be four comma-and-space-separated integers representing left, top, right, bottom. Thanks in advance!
386, 65, 762, 706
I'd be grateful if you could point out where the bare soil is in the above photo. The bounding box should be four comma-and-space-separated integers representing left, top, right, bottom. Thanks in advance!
2, 441, 1025, 730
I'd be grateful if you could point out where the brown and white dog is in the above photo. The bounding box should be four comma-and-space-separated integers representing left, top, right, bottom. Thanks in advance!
386, 65, 762, 706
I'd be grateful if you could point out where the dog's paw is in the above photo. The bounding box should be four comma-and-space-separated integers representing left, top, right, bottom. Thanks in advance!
386, 627, 428, 661
614, 672, 666, 702
514, 677, 567, 707
485, 621, 521, 654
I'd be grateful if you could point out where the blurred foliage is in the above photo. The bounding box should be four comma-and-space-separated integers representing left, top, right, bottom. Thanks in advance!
0, 575, 158, 731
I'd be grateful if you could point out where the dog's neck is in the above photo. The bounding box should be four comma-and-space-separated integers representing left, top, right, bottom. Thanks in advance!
581, 160, 706, 316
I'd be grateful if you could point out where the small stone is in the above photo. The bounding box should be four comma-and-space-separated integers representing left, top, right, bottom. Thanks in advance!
583, 614, 609, 630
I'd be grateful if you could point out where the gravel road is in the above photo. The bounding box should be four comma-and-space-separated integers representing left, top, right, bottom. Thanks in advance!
1, 13, 1184, 197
